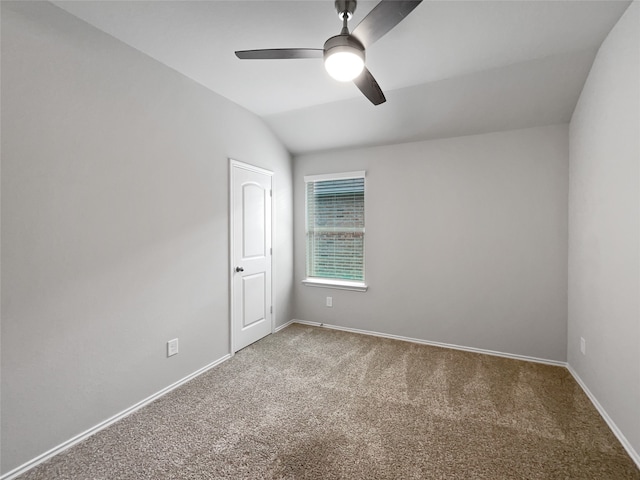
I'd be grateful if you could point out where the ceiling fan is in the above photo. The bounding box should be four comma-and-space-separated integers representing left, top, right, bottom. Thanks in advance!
235, 0, 423, 106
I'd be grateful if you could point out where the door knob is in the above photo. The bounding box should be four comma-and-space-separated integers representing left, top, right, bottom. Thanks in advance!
235, 266, 244, 272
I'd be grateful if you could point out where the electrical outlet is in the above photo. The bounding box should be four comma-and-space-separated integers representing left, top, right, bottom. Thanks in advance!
580, 337, 586, 355
167, 338, 179, 357
326, 296, 333, 307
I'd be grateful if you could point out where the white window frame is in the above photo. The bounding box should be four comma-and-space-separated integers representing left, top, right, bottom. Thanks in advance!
302, 171, 368, 292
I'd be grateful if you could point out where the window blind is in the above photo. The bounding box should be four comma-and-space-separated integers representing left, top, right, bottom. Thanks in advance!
305, 174, 365, 282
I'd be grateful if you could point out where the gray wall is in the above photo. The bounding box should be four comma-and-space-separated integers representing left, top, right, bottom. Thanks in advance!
568, 1, 640, 459
293, 125, 569, 362
0, 2, 292, 474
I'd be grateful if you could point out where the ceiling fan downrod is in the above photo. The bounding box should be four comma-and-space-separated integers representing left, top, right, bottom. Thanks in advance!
340, 11, 349, 35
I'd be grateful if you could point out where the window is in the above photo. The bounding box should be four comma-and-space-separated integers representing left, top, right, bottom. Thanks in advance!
303, 171, 367, 292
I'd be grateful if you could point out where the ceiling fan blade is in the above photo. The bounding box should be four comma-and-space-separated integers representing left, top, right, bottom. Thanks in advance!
353, 68, 386, 105
351, 0, 423, 48
235, 49, 323, 60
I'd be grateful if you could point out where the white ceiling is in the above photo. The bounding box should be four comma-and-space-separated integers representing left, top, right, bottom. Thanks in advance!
52, 0, 631, 154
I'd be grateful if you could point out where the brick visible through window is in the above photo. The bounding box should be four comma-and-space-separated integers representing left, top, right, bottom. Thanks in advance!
305, 173, 365, 282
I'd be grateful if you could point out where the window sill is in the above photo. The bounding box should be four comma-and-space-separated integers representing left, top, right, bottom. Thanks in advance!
302, 278, 368, 292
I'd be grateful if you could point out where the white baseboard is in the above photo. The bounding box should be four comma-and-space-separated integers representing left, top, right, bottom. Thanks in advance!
290, 319, 566, 366
6, 323, 639, 478
274, 319, 294, 333
567, 365, 640, 469
1, 354, 231, 480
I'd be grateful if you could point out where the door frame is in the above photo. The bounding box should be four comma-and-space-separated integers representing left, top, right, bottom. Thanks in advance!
229, 158, 275, 355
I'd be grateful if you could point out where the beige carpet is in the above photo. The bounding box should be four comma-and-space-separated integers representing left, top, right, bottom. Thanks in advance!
18, 324, 640, 479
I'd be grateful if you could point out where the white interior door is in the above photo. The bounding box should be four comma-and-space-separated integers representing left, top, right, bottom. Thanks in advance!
230, 160, 273, 352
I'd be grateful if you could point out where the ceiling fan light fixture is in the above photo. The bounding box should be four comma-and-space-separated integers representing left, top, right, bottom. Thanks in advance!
323, 34, 365, 82
324, 47, 365, 81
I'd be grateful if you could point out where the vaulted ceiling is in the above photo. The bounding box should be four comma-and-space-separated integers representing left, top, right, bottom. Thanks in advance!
53, 0, 631, 154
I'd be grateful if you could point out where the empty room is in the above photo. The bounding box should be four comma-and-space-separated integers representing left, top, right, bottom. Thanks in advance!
1, 0, 639, 478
